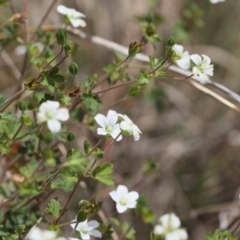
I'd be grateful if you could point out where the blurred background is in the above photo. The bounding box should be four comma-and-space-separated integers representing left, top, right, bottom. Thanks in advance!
1, 0, 240, 239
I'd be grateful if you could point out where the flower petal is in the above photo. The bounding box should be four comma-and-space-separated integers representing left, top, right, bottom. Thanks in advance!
126, 201, 137, 208
55, 108, 69, 121
47, 119, 61, 133
202, 54, 211, 66
57, 5, 68, 15
160, 213, 181, 229
116, 203, 128, 213
95, 114, 107, 127
69, 18, 86, 28
153, 224, 165, 235
133, 131, 140, 141
80, 232, 90, 240
88, 220, 99, 229
176, 57, 190, 70
127, 191, 139, 202
116, 185, 129, 196
97, 127, 108, 136
190, 54, 202, 66
90, 229, 102, 238
109, 190, 120, 202
106, 110, 118, 126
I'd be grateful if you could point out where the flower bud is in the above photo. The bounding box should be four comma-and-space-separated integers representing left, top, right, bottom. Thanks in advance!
24, 77, 40, 90
64, 41, 73, 57
56, 29, 67, 45
18, 101, 27, 111
69, 62, 78, 75
167, 36, 175, 47
128, 41, 144, 57
67, 131, 75, 142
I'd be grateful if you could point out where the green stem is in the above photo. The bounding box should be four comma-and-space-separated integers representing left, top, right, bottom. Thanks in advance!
54, 137, 105, 224
11, 123, 23, 141
63, 75, 75, 94
44, 45, 63, 69
148, 57, 168, 75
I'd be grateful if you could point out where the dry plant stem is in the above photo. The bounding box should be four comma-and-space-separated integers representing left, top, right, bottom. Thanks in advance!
93, 80, 137, 95
186, 79, 240, 115
9, 0, 16, 14
63, 26, 240, 106
0, 50, 22, 80
23, 0, 29, 42
0, 89, 26, 112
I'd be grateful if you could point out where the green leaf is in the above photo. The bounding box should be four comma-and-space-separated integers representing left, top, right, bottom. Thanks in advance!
45, 199, 61, 220
50, 74, 65, 83
19, 160, 38, 178
65, 150, 88, 174
51, 168, 78, 192
30, 56, 45, 69
91, 163, 114, 186
137, 70, 150, 85
82, 93, 102, 113
136, 195, 156, 223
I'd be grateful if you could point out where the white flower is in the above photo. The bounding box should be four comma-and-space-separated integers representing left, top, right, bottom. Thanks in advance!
71, 219, 102, 240
37, 100, 69, 133
172, 44, 190, 70
14, 42, 44, 56
190, 54, 214, 84
210, 0, 225, 4
27, 226, 66, 240
109, 185, 139, 213
57, 5, 86, 28
154, 213, 188, 240
118, 114, 142, 141
94, 110, 122, 141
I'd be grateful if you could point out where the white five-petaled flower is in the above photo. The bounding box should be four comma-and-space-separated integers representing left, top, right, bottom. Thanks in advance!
210, 0, 225, 4
57, 5, 86, 28
172, 44, 190, 70
118, 114, 142, 141
154, 213, 188, 240
190, 54, 214, 84
37, 100, 69, 133
71, 219, 102, 240
94, 110, 122, 141
27, 226, 66, 240
109, 185, 139, 213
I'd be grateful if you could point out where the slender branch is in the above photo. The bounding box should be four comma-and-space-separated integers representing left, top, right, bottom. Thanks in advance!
64, 26, 240, 105
11, 123, 23, 141
93, 80, 137, 95
0, 89, 26, 112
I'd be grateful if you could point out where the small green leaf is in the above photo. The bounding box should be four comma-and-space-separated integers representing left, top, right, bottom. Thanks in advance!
92, 163, 114, 186
138, 70, 150, 85
19, 160, 38, 178
50, 74, 65, 83
45, 199, 61, 220
84, 140, 91, 154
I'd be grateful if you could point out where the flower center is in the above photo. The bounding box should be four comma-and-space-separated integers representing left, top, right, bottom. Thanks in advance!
106, 126, 113, 133
81, 226, 89, 234
45, 111, 54, 120
119, 197, 127, 205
